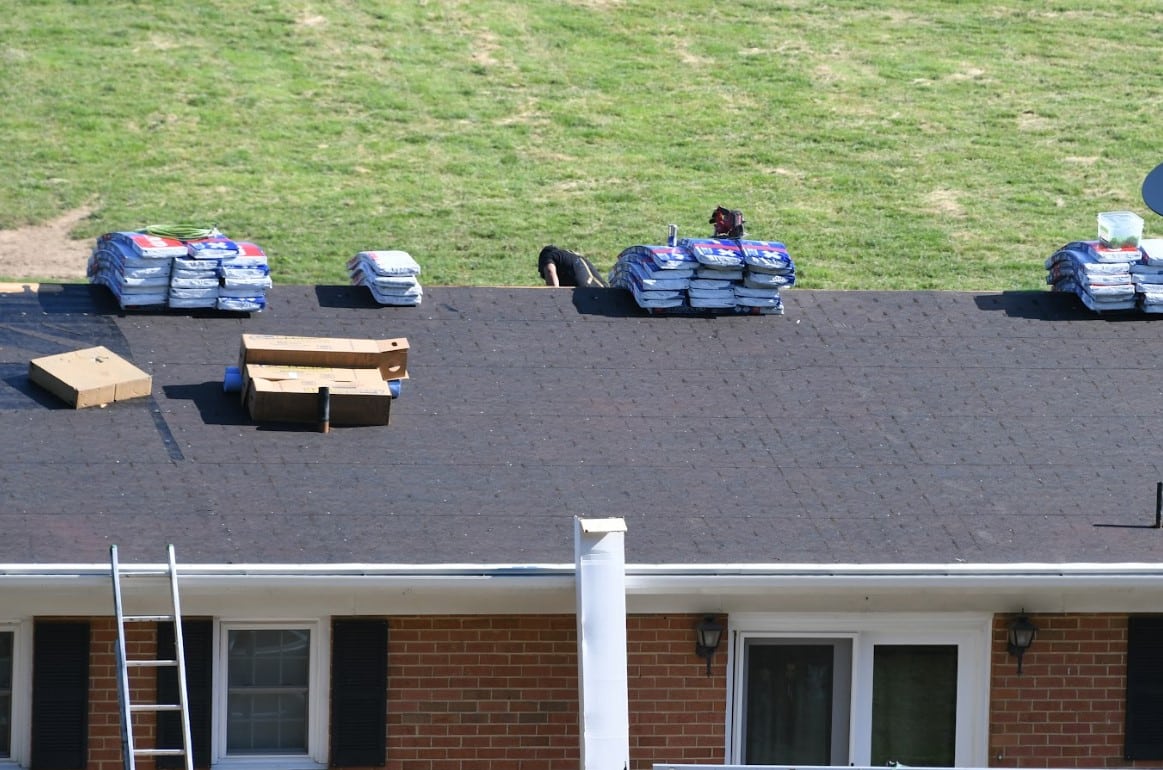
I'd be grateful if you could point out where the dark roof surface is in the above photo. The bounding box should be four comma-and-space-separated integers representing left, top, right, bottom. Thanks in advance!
3, 283, 1162, 566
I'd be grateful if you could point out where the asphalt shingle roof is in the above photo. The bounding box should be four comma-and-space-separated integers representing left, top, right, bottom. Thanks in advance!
3, 283, 1162, 566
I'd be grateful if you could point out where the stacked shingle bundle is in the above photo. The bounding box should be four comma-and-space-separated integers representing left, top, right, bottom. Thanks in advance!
87, 232, 186, 308
169, 239, 224, 309
1045, 241, 1139, 312
215, 241, 272, 312
607, 245, 693, 309
683, 238, 744, 309
1134, 240, 1163, 312
609, 238, 795, 314
737, 240, 797, 310
347, 250, 423, 306
90, 229, 272, 311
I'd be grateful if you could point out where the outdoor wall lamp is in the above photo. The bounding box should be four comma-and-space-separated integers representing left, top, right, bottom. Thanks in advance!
694, 615, 724, 677
1007, 612, 1037, 675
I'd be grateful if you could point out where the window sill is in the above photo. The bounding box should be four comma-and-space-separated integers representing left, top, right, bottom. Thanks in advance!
213, 756, 324, 770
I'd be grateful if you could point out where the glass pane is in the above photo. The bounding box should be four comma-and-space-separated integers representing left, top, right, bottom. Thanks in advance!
0, 632, 11, 689
0, 631, 10, 757
745, 644, 835, 764
0, 694, 8, 756
871, 645, 957, 766
226, 629, 309, 754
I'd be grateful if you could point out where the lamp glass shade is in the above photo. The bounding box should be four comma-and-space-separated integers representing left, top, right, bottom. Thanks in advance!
1008, 616, 1036, 650
696, 617, 724, 651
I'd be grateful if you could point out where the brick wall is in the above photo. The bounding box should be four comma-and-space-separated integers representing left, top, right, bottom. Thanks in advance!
627, 614, 726, 766
89, 617, 160, 770
989, 613, 1142, 769
65, 612, 1163, 770
385, 614, 725, 770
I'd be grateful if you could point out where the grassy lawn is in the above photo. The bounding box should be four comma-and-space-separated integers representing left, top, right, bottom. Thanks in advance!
2, 0, 1160, 289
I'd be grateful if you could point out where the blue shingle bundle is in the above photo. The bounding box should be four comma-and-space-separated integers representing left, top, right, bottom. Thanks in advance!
88, 232, 186, 308
1045, 240, 1140, 312
89, 230, 272, 311
609, 238, 795, 314
1135, 240, 1163, 312
347, 250, 423, 306
607, 245, 692, 309
212, 240, 272, 312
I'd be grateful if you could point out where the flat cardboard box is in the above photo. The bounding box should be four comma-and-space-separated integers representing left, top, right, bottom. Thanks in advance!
244, 364, 393, 425
239, 334, 408, 381
28, 346, 152, 408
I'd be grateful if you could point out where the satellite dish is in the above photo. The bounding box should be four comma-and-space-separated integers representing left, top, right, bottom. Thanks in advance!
1143, 162, 1163, 216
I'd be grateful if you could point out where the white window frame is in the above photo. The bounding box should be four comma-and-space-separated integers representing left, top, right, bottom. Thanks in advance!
726, 612, 990, 767
0, 622, 30, 770
213, 620, 329, 770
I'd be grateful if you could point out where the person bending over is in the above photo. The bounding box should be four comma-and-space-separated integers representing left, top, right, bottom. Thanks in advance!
538, 245, 606, 288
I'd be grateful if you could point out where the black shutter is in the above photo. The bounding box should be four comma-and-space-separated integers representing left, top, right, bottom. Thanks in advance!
330, 618, 388, 767
1126, 615, 1163, 759
30, 621, 89, 770
157, 619, 213, 769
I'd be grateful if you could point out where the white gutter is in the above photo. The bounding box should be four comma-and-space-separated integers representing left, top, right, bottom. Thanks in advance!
0, 561, 1161, 581
2, 562, 1163, 615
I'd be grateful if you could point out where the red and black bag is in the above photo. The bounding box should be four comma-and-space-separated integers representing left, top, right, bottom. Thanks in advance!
709, 206, 746, 238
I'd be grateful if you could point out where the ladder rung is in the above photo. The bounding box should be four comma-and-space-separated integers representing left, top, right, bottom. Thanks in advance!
131, 703, 182, 712
127, 659, 178, 668
122, 614, 175, 623
134, 749, 187, 757
118, 569, 170, 577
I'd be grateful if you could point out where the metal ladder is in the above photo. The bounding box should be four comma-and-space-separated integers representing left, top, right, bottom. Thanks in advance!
110, 544, 194, 770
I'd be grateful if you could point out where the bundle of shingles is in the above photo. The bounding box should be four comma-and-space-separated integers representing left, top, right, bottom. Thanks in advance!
609, 237, 795, 314
205, 239, 272, 312
1134, 240, 1163, 312
1041, 239, 1163, 313
88, 232, 186, 308
88, 231, 272, 311
1044, 240, 1138, 312
347, 250, 423, 306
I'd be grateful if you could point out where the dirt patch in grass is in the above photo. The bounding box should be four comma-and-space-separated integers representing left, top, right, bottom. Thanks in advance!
0, 206, 93, 281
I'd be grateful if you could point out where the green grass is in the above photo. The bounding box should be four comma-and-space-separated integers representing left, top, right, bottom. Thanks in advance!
2, 0, 1161, 289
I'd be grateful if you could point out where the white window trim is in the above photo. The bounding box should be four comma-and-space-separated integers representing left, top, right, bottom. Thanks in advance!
0, 622, 30, 770
212, 619, 329, 770
725, 612, 991, 768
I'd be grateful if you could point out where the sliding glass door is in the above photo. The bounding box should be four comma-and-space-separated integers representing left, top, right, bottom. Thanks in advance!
743, 639, 851, 765
732, 614, 987, 767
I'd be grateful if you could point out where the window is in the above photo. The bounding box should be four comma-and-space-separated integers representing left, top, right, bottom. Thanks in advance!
215, 622, 326, 769
0, 631, 12, 758
870, 644, 958, 766
170, 617, 385, 769
227, 629, 310, 753
0, 624, 31, 769
729, 613, 989, 767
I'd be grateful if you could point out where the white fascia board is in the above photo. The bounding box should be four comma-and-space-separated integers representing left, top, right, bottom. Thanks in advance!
623, 562, 1163, 613
2, 562, 1163, 615
5, 560, 1163, 577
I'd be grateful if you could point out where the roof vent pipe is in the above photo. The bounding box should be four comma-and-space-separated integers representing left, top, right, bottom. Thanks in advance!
574, 517, 630, 770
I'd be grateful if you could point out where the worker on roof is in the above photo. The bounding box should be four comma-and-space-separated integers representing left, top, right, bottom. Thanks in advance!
538, 245, 606, 288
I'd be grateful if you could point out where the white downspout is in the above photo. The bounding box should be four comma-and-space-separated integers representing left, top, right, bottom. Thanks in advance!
574, 517, 630, 770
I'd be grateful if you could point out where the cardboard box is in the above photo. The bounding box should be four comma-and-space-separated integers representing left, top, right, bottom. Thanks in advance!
244, 364, 393, 426
239, 334, 408, 381
28, 346, 152, 408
